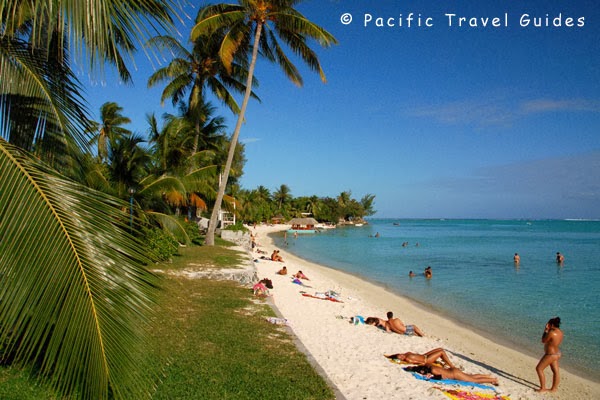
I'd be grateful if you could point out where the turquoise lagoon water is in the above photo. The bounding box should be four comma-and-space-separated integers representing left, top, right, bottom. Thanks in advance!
271, 219, 600, 382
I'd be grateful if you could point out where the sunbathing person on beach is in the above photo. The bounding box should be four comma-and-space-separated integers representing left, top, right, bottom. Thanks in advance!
365, 317, 390, 331
271, 250, 284, 262
294, 270, 309, 280
387, 311, 425, 337
277, 266, 287, 275
385, 348, 456, 368
406, 365, 499, 385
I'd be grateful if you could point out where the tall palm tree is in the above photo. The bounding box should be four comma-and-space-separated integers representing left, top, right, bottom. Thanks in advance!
273, 183, 291, 212
192, 0, 337, 245
0, 1, 181, 399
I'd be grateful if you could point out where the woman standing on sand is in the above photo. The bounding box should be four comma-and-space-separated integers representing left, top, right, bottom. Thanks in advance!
536, 317, 563, 393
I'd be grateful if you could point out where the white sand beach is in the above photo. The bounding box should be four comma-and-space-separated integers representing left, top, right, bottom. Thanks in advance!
250, 224, 600, 400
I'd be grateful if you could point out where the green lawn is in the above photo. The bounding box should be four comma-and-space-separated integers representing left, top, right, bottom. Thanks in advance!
0, 244, 335, 400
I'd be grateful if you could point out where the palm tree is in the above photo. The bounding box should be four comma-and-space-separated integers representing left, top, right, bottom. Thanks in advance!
147, 23, 257, 155
88, 102, 133, 162
0, 1, 181, 398
192, 0, 337, 245
360, 194, 377, 216
106, 134, 151, 198
273, 184, 291, 213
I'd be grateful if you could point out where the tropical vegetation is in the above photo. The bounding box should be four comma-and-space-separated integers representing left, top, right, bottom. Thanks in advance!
191, 0, 338, 245
231, 187, 376, 224
0, 0, 358, 398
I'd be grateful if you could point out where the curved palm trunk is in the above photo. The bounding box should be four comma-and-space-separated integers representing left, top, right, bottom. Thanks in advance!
205, 22, 263, 245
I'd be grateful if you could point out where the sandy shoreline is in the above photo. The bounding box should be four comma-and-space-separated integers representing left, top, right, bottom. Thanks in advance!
249, 224, 600, 400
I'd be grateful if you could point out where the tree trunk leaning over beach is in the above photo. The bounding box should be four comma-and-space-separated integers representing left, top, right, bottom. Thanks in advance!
192, 1, 338, 245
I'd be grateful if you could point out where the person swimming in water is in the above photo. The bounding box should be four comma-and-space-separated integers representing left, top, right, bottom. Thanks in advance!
536, 316, 563, 393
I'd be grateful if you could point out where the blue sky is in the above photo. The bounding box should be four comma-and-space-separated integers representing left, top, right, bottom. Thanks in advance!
84, 0, 600, 219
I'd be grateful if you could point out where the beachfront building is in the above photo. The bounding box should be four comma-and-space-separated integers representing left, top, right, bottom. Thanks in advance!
288, 217, 318, 233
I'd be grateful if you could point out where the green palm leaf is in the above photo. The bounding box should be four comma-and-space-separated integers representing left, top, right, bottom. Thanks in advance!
145, 211, 190, 244
0, 139, 158, 400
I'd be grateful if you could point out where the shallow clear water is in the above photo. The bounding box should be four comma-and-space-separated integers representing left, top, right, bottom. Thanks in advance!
272, 219, 600, 381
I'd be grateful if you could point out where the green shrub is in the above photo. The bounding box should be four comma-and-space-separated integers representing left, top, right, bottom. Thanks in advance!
143, 226, 179, 261
183, 220, 203, 245
223, 221, 248, 232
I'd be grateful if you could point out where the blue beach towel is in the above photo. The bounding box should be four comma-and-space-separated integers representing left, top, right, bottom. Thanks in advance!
404, 369, 495, 390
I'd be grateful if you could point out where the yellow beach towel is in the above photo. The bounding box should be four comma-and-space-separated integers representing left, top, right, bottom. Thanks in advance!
439, 388, 510, 400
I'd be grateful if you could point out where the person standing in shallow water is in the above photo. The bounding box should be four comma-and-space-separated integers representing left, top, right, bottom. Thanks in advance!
536, 317, 563, 393
556, 252, 564, 265
513, 253, 520, 265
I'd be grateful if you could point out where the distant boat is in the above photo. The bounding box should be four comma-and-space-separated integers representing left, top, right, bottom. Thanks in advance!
354, 223, 364, 227
393, 222, 400, 226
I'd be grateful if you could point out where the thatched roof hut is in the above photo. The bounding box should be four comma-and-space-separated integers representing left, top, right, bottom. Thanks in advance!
288, 217, 318, 229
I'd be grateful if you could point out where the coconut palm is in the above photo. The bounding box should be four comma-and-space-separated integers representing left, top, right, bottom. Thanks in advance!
147, 24, 258, 155
88, 102, 133, 162
0, 1, 180, 398
106, 134, 152, 198
192, 0, 337, 245
273, 183, 291, 213
360, 193, 377, 216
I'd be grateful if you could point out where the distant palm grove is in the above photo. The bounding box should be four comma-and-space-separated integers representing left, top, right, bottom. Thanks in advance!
0, 1, 369, 399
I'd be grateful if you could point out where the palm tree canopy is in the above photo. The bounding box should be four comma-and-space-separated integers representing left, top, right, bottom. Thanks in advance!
191, 0, 338, 86
1, 0, 180, 153
89, 102, 133, 161
147, 31, 259, 114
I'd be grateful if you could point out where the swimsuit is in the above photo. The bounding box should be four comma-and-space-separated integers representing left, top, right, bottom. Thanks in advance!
405, 325, 415, 336
545, 351, 562, 357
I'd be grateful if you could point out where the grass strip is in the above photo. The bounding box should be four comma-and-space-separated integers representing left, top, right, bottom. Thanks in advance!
0, 243, 335, 399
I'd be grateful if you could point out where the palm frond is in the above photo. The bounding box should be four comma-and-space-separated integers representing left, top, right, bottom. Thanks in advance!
137, 174, 187, 198
263, 27, 302, 86
145, 211, 191, 245
0, 35, 90, 151
0, 139, 158, 399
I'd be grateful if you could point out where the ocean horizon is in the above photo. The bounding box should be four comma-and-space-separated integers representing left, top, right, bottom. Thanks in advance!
271, 218, 600, 383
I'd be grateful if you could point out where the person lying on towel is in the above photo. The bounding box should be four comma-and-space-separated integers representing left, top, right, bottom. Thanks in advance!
406, 365, 499, 386
385, 348, 456, 368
